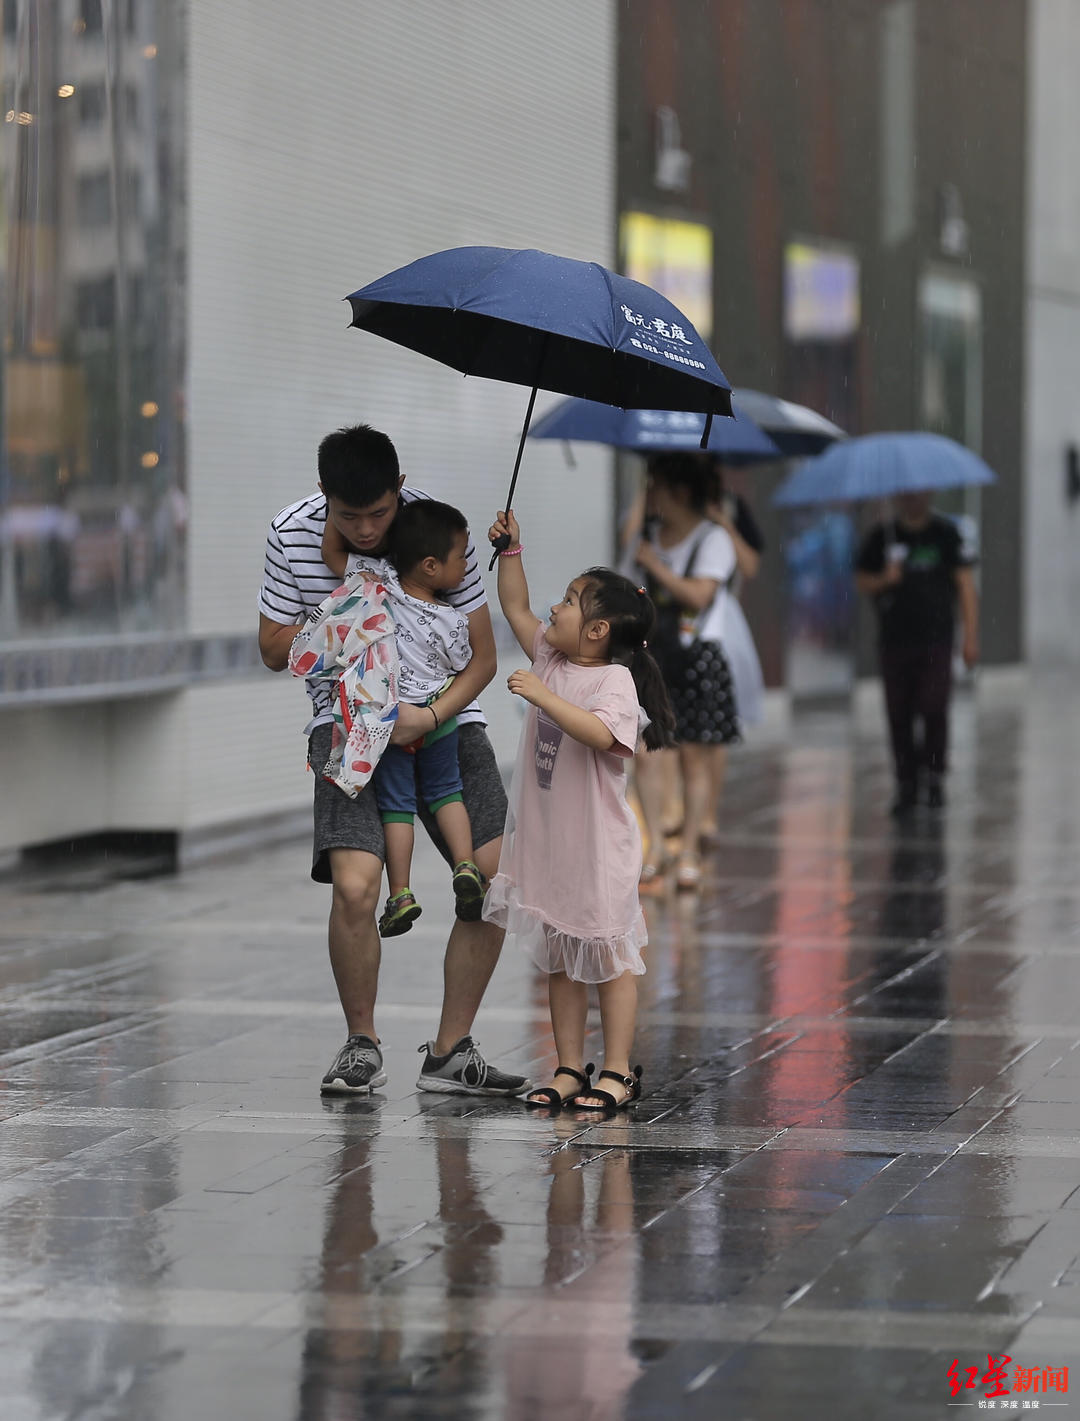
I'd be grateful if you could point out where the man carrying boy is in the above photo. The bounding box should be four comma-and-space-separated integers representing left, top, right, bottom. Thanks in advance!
322, 498, 486, 937
258, 424, 529, 1097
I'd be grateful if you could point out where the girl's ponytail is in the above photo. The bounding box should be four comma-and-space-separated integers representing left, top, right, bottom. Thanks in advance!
577, 567, 677, 751
629, 644, 677, 750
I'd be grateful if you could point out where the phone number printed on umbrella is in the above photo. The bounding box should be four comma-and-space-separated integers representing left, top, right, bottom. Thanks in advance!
638, 410, 703, 430
628, 335, 706, 371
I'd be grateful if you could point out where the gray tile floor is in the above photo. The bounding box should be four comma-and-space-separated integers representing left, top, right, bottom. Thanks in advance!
2, 672, 1080, 1419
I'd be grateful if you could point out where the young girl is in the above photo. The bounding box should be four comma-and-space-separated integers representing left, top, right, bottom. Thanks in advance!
483, 509, 676, 1110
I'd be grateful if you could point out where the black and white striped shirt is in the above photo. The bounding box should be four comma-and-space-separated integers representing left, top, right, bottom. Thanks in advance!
258, 487, 488, 729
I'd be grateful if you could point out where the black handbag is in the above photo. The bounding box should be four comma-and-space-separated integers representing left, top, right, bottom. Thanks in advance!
645, 530, 709, 691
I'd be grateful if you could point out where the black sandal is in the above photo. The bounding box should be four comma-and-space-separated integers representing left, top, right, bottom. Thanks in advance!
524, 1063, 594, 1109
572, 1065, 643, 1112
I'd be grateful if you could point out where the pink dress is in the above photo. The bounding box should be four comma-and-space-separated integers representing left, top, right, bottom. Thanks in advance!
483, 627, 647, 983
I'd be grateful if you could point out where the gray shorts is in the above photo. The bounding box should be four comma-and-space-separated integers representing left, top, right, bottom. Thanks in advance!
309, 721, 508, 884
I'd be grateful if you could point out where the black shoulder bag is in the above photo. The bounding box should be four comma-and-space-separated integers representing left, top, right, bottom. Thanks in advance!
645, 530, 710, 692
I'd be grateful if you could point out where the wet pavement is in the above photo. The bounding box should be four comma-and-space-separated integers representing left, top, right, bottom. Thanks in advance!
2, 670, 1079, 1420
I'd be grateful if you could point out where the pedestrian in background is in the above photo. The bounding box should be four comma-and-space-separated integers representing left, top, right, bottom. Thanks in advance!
701, 457, 767, 829
629, 453, 741, 890
855, 490, 979, 814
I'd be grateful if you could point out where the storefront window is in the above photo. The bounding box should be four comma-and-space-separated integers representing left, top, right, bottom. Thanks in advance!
919, 271, 982, 546
782, 239, 860, 698
0, 0, 186, 644
919, 271, 982, 448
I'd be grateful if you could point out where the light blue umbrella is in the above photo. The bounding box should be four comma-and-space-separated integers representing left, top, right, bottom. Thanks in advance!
528, 395, 782, 463
772, 432, 996, 508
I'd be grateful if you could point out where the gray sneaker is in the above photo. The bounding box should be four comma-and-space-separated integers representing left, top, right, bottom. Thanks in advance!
320, 1034, 387, 1094
415, 1035, 531, 1097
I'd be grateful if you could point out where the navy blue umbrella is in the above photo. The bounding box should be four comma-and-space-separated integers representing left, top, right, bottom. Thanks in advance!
347, 246, 733, 561
773, 432, 996, 508
528, 395, 782, 463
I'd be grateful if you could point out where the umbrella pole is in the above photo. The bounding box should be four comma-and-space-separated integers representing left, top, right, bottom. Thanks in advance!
489, 383, 539, 569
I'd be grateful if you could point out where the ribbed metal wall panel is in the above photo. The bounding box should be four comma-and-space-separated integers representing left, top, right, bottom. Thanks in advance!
1024, 0, 1080, 664
185, 0, 616, 819
0, 2, 615, 852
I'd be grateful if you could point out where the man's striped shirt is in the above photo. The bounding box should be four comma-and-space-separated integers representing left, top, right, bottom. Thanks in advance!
258, 487, 487, 730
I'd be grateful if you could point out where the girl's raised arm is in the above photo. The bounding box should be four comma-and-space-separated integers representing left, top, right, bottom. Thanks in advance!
489, 510, 542, 656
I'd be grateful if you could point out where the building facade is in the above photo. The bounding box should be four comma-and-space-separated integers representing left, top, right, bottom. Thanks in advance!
616, 0, 1029, 690
1024, 0, 1080, 666
2, 1, 1077, 863
0, 0, 616, 861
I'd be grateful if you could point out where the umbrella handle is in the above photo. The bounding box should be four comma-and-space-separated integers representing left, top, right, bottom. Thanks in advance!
489, 383, 539, 570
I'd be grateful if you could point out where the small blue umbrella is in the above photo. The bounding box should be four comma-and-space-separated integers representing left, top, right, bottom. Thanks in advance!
527, 395, 782, 463
772, 432, 996, 508
348, 246, 733, 561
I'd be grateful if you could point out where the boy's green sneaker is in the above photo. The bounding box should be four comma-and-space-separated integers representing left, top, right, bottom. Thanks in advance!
378, 889, 422, 937
451, 860, 486, 921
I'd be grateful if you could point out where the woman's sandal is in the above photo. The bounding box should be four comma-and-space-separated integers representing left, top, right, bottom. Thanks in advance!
572, 1065, 643, 1112
524, 1063, 594, 1109
639, 853, 671, 893
675, 853, 702, 891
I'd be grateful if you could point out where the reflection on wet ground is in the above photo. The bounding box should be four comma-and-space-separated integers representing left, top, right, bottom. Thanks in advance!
1, 673, 1079, 1418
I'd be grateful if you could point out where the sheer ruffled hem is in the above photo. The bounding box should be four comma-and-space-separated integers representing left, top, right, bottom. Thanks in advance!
483, 875, 647, 983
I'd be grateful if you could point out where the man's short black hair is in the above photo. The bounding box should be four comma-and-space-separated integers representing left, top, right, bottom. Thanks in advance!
386, 500, 468, 577
318, 424, 400, 505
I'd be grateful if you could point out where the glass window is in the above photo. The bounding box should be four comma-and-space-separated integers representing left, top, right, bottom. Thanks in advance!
78, 82, 107, 125
0, 1, 187, 644
919, 272, 982, 449
781, 239, 861, 699
78, 0, 104, 36
126, 168, 141, 218
919, 271, 983, 528
782, 238, 860, 431
77, 171, 112, 227
75, 275, 116, 330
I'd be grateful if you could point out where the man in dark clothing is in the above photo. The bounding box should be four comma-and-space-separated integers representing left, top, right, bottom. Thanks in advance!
855, 491, 979, 813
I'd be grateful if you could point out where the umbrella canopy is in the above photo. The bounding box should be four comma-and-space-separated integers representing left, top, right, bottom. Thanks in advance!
732, 388, 845, 457
348, 246, 734, 562
772, 432, 996, 508
348, 246, 733, 417
528, 395, 782, 463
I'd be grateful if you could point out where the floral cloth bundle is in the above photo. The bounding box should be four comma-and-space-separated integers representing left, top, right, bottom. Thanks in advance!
289, 573, 400, 798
